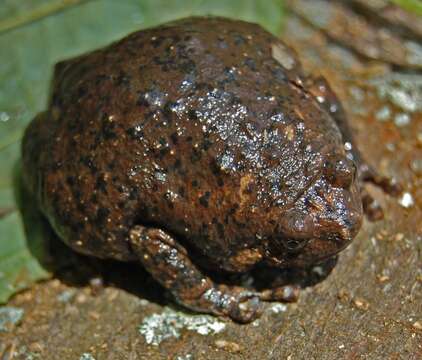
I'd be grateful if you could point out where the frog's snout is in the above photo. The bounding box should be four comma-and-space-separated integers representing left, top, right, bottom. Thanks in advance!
308, 182, 363, 260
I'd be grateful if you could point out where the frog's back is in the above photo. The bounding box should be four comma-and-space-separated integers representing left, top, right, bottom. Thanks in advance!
22, 17, 343, 265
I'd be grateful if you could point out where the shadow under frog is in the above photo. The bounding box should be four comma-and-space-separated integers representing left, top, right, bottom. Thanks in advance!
20, 17, 400, 322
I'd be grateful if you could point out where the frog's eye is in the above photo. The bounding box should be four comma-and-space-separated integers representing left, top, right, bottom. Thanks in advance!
283, 238, 309, 253
324, 156, 356, 189
268, 235, 310, 257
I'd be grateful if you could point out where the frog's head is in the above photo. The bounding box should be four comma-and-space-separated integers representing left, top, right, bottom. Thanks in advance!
265, 154, 363, 268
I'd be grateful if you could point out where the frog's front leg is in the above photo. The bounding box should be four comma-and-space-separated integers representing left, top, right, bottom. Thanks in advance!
129, 225, 264, 322
305, 76, 402, 219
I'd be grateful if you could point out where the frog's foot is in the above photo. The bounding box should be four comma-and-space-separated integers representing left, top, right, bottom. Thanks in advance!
358, 164, 402, 221
129, 225, 263, 323
361, 189, 383, 221
358, 163, 402, 196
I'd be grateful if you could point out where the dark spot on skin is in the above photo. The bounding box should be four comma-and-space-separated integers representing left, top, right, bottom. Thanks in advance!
139, 64, 147, 73
216, 222, 225, 239
95, 74, 110, 85
159, 147, 170, 157
77, 203, 86, 213
172, 35, 181, 43
72, 220, 85, 233
101, 116, 118, 140
187, 109, 198, 121
77, 86, 87, 98
159, 137, 167, 146
95, 176, 107, 194
115, 71, 131, 87
228, 205, 239, 215
244, 58, 257, 71
126, 126, 144, 140
74, 190, 82, 201
179, 60, 196, 74
66, 176, 75, 186
178, 187, 185, 197
191, 149, 201, 163
170, 132, 179, 145
80, 156, 97, 173
210, 161, 221, 176
191, 179, 199, 188
232, 33, 246, 45
199, 191, 211, 208
200, 223, 209, 237
153, 56, 165, 65
202, 139, 212, 151
96, 208, 110, 224
129, 187, 139, 200
174, 159, 182, 169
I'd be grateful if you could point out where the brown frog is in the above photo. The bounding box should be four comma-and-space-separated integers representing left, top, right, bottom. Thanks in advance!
22, 17, 400, 322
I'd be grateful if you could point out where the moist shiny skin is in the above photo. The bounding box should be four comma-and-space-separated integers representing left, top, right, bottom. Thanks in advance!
22, 17, 379, 321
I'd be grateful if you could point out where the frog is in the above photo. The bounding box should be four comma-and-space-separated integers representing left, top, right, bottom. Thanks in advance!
22, 17, 400, 322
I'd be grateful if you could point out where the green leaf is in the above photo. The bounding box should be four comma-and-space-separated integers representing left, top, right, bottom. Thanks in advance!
390, 0, 422, 16
0, 0, 284, 303
0, 211, 50, 303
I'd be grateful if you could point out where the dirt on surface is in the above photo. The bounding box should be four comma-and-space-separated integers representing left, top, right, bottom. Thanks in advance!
1, 1, 421, 359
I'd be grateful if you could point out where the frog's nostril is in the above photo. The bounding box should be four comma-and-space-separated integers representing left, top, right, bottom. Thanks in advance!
324, 156, 356, 189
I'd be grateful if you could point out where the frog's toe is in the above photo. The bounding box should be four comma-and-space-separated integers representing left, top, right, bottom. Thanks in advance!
361, 189, 384, 221
359, 164, 402, 196
358, 164, 402, 221
228, 295, 263, 323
